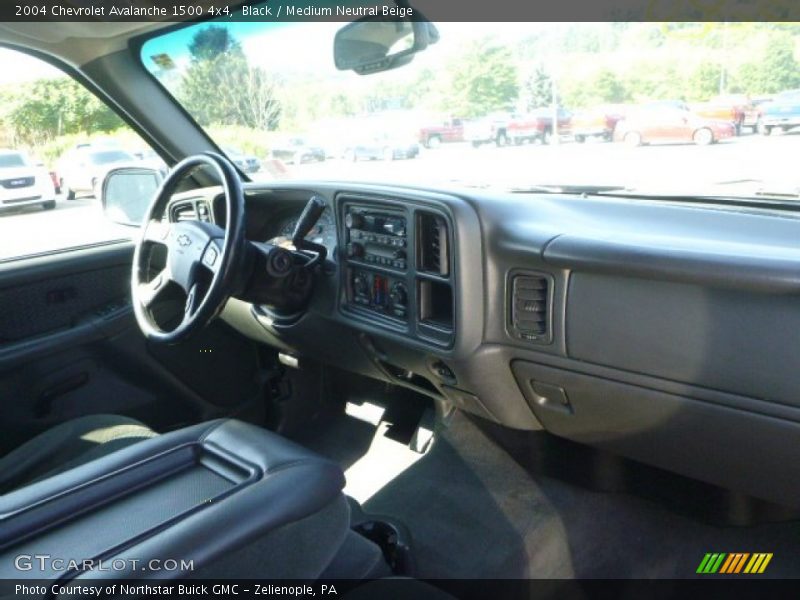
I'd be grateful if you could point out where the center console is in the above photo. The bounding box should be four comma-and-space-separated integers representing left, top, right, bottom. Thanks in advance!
0, 420, 348, 581
339, 195, 455, 348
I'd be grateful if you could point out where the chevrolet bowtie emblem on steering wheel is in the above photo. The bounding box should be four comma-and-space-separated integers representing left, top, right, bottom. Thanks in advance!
177, 234, 192, 247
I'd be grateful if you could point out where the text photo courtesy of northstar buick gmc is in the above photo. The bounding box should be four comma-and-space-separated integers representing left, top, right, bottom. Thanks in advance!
2, 6, 800, 596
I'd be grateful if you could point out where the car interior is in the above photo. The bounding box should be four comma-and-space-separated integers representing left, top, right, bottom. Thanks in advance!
3, 10, 800, 589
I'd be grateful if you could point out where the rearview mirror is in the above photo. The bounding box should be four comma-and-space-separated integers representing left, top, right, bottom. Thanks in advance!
101, 167, 164, 227
334, 12, 439, 75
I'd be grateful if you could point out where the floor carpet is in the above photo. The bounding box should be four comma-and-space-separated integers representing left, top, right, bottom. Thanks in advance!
296, 403, 800, 579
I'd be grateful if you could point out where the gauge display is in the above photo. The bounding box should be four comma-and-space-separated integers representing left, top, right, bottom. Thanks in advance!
277, 207, 337, 253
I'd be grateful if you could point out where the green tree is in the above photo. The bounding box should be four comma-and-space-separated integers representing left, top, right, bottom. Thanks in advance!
592, 69, 629, 103
179, 26, 282, 130
445, 40, 519, 117
5, 78, 121, 146
522, 65, 553, 110
188, 25, 241, 61
732, 62, 761, 94
759, 33, 800, 93
329, 92, 357, 118
688, 61, 722, 100
624, 62, 681, 102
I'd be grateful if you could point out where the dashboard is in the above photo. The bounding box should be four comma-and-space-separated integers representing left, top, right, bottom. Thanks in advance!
167, 181, 800, 509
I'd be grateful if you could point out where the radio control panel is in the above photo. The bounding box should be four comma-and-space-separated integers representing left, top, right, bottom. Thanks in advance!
344, 206, 408, 271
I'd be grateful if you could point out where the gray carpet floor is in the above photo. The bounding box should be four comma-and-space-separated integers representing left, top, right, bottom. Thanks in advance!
300, 408, 800, 579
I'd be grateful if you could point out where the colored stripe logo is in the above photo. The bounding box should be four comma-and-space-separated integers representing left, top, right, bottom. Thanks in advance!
697, 553, 773, 574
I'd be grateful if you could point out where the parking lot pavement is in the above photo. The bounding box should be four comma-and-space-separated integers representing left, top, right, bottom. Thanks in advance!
275, 131, 800, 191
1, 132, 798, 261
0, 196, 134, 261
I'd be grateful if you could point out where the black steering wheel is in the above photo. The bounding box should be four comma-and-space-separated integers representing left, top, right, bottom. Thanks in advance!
131, 153, 246, 343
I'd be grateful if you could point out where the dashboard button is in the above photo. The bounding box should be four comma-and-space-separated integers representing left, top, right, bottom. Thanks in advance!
347, 242, 364, 258
345, 213, 364, 229
203, 246, 218, 267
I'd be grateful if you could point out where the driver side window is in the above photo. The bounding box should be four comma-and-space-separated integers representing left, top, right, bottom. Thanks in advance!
0, 47, 158, 262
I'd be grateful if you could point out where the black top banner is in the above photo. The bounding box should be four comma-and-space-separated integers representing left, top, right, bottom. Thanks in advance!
3, 0, 800, 22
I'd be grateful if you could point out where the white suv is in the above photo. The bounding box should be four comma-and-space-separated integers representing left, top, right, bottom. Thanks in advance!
57, 146, 137, 199
0, 149, 56, 213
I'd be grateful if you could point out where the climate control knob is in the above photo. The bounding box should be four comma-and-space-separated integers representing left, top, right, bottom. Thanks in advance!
353, 275, 368, 296
389, 283, 408, 307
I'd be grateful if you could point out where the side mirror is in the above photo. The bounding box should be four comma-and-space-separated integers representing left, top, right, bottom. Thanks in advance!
334, 11, 439, 75
101, 167, 164, 227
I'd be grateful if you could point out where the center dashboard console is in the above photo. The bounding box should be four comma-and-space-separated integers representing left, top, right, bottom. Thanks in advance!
338, 195, 455, 348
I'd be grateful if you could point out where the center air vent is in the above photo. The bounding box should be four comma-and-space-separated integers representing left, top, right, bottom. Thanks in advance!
510, 273, 552, 344
417, 211, 449, 276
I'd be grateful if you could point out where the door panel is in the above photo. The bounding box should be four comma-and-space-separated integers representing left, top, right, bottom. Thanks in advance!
0, 243, 265, 456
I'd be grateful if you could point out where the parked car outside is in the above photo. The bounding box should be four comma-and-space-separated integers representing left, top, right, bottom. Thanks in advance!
270, 137, 326, 164
750, 95, 773, 129
343, 134, 420, 161
571, 104, 627, 142
642, 99, 690, 111
692, 94, 755, 135
56, 146, 138, 199
614, 104, 736, 146
526, 108, 573, 143
132, 148, 169, 173
223, 146, 262, 173
418, 117, 464, 148
0, 149, 57, 213
757, 89, 800, 136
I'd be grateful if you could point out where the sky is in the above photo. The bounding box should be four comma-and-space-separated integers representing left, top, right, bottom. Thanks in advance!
0, 49, 63, 85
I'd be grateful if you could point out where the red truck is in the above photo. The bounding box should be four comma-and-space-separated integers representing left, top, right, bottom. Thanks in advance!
464, 110, 572, 147
692, 95, 760, 135
418, 118, 464, 148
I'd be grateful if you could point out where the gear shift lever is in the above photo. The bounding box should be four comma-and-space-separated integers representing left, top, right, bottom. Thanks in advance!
292, 195, 327, 247
291, 195, 328, 267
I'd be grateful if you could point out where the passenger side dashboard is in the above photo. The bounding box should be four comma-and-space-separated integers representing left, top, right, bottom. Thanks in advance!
170, 181, 800, 508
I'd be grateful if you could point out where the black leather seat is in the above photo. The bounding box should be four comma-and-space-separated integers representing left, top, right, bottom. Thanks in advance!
0, 414, 157, 494
0, 418, 351, 580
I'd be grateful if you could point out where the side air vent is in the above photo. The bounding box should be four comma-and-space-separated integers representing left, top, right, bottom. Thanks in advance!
510, 273, 552, 344
171, 200, 211, 223
172, 202, 196, 222
417, 211, 449, 276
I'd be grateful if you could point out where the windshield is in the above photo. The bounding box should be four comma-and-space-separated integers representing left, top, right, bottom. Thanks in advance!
142, 20, 800, 199
0, 153, 27, 168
